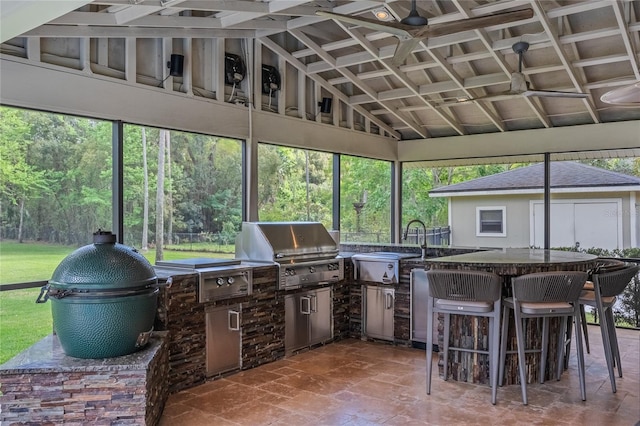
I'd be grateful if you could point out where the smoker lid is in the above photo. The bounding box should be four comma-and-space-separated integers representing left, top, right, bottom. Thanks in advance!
49, 239, 157, 291
235, 221, 338, 261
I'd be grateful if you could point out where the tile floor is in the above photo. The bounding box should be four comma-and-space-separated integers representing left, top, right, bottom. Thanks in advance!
159, 325, 639, 425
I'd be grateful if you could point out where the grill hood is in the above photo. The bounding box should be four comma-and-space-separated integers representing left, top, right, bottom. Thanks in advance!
235, 222, 338, 263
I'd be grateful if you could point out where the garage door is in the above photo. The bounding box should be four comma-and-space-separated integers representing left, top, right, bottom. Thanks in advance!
531, 199, 622, 250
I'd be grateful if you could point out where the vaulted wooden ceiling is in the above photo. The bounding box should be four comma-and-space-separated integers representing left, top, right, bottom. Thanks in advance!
1, 0, 639, 142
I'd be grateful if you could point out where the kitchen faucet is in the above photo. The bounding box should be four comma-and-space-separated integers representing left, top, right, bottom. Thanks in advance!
403, 219, 428, 260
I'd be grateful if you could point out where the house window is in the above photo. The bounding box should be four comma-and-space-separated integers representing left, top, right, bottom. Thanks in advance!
476, 207, 506, 237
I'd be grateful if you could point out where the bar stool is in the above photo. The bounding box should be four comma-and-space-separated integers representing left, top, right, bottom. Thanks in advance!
578, 263, 639, 393
425, 269, 502, 405
499, 271, 587, 405
578, 258, 625, 355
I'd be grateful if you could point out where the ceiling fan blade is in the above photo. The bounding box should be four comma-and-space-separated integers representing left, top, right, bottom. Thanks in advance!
416, 8, 534, 38
600, 81, 640, 106
315, 11, 411, 38
434, 92, 521, 107
523, 90, 589, 99
391, 38, 421, 66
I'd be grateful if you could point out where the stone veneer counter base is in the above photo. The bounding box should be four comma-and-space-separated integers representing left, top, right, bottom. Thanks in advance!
0, 333, 169, 425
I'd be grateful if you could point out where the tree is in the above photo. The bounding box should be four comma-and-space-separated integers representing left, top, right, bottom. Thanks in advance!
166, 131, 173, 245
141, 127, 149, 250
155, 130, 167, 262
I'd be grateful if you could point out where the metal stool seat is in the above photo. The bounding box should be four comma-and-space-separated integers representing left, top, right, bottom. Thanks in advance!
578, 263, 639, 393
425, 269, 502, 405
499, 271, 588, 405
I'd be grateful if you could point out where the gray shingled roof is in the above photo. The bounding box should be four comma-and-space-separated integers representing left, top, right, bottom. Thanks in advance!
430, 161, 640, 194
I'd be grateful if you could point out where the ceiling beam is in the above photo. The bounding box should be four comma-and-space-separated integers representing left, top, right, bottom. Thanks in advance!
531, 0, 600, 124
259, 37, 400, 139
22, 25, 255, 38
48, 11, 286, 29
611, 0, 640, 80
0, 0, 92, 43
330, 23, 465, 137
219, 0, 310, 28
288, 28, 428, 138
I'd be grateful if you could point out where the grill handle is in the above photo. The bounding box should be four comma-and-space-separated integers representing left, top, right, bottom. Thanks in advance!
300, 296, 311, 315
228, 310, 240, 331
385, 292, 394, 310
36, 284, 50, 303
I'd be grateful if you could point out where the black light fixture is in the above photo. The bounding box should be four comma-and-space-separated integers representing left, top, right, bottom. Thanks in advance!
167, 54, 184, 77
225, 53, 246, 85
261, 64, 281, 94
318, 97, 332, 114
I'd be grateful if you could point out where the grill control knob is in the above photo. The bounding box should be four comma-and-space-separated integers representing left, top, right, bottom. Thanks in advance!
309, 266, 316, 273
227, 276, 235, 285
216, 277, 225, 286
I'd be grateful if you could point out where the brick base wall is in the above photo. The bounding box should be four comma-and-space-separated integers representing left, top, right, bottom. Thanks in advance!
0, 334, 168, 425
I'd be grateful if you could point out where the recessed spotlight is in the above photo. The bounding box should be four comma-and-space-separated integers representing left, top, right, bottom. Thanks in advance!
372, 7, 393, 21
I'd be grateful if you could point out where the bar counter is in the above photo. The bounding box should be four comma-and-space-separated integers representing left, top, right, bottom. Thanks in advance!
425, 248, 598, 385
425, 248, 598, 276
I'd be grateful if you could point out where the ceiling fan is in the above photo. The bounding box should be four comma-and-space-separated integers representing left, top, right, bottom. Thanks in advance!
316, 1, 534, 65
437, 41, 590, 106
600, 81, 640, 107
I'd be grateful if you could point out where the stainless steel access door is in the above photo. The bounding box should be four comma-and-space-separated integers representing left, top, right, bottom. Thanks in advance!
285, 293, 309, 353
285, 288, 333, 353
309, 287, 332, 346
364, 285, 394, 341
411, 269, 429, 343
206, 304, 241, 376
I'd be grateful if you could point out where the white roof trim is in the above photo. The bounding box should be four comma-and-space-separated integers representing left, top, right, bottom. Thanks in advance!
430, 185, 640, 198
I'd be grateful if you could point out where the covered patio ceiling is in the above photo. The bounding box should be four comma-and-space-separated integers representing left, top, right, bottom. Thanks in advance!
1, 1, 639, 163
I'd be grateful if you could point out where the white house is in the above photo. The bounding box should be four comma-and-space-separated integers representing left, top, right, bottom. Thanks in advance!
429, 162, 640, 250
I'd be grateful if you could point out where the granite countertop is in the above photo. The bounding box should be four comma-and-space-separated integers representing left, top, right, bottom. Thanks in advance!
0, 332, 167, 374
425, 248, 597, 265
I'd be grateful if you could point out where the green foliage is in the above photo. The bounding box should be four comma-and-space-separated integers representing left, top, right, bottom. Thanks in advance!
0, 109, 244, 251
0, 108, 50, 209
258, 145, 333, 227
339, 155, 391, 238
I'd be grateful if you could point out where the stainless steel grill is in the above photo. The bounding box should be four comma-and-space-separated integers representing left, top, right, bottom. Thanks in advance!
155, 258, 252, 302
235, 222, 344, 290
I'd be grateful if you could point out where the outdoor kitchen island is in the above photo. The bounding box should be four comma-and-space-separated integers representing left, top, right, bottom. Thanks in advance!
153, 240, 473, 396
424, 248, 598, 385
0, 241, 506, 425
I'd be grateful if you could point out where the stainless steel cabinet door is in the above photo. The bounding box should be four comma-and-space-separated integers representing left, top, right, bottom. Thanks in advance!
285, 294, 310, 353
309, 287, 332, 345
206, 304, 241, 376
364, 286, 394, 341
411, 269, 428, 343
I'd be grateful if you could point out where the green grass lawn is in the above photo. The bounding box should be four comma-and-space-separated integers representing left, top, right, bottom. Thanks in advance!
0, 240, 234, 364
0, 288, 53, 364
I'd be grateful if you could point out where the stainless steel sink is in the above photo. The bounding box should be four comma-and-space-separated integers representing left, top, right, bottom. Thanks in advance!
353, 251, 418, 260
352, 252, 418, 284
